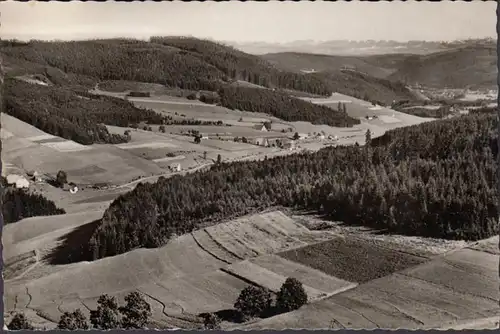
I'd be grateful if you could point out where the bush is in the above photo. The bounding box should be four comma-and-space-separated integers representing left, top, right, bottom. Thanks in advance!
119, 292, 152, 329
8, 313, 34, 330
90, 294, 121, 330
58, 309, 89, 330
234, 286, 272, 319
276, 277, 308, 312
56, 170, 68, 188
203, 313, 221, 329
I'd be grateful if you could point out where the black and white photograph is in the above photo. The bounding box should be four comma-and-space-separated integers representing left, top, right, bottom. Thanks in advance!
1, 0, 498, 331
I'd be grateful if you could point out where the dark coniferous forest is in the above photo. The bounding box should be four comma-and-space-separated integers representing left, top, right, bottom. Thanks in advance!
4, 79, 170, 145
218, 86, 359, 127
1, 180, 66, 224
88, 113, 498, 259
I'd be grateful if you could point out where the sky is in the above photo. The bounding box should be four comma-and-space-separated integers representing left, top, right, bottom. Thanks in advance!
1, 1, 496, 43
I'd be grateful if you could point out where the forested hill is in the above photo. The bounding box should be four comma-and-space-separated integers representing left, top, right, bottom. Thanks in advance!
4, 78, 167, 145
1, 37, 418, 103
388, 45, 497, 89
87, 112, 498, 260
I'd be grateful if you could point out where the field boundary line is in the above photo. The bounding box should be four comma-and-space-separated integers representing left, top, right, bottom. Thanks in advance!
190, 231, 232, 265
219, 267, 275, 292
204, 228, 246, 261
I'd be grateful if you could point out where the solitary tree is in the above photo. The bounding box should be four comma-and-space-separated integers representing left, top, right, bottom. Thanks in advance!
217, 154, 222, 165
234, 286, 272, 319
203, 151, 207, 160
118, 292, 152, 329
90, 294, 121, 330
8, 313, 34, 330
365, 129, 372, 146
293, 132, 300, 140
159, 125, 166, 133
276, 277, 308, 312
58, 309, 90, 330
194, 135, 201, 144
56, 170, 68, 188
242, 137, 248, 143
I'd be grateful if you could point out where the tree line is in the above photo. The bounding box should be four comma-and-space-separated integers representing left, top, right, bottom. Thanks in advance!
8, 278, 309, 330
4, 79, 167, 145
218, 86, 359, 127
86, 112, 497, 260
7, 292, 152, 330
2, 38, 417, 105
1, 177, 66, 224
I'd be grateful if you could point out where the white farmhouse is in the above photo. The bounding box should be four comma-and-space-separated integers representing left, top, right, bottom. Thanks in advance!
170, 163, 182, 172
6, 174, 30, 189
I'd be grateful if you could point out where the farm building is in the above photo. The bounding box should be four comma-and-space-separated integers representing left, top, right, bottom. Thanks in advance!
62, 183, 79, 194
6, 174, 30, 189
250, 138, 269, 147
27, 170, 43, 182
328, 135, 339, 141
253, 124, 268, 132
170, 163, 182, 172
282, 139, 296, 150
298, 133, 309, 140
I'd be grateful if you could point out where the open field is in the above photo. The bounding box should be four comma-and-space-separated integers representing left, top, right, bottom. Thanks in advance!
250, 255, 357, 298
5, 206, 497, 330
4, 210, 339, 328
236, 236, 499, 330
224, 259, 356, 301
1, 113, 165, 185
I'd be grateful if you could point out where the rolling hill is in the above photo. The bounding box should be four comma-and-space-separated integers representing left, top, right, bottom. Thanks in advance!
261, 52, 410, 78
388, 45, 497, 89
1, 37, 423, 107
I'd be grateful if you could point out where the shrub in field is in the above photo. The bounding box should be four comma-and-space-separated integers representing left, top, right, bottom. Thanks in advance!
118, 292, 152, 329
90, 294, 121, 330
8, 313, 34, 330
234, 286, 272, 319
203, 313, 221, 329
56, 170, 68, 188
58, 309, 90, 330
276, 277, 308, 312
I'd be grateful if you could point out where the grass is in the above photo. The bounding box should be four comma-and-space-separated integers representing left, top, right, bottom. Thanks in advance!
238, 239, 499, 330
279, 237, 426, 284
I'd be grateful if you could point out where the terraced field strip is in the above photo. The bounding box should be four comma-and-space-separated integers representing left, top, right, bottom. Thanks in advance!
204, 211, 311, 260
280, 236, 427, 284
250, 254, 357, 298
138, 269, 249, 316
239, 238, 499, 330
223, 260, 327, 300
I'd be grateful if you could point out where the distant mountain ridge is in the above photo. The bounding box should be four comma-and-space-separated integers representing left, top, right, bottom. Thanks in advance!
229, 38, 496, 56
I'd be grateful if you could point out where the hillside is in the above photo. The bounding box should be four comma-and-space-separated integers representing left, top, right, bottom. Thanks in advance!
4, 78, 167, 145
261, 52, 411, 78
218, 86, 359, 127
1, 177, 66, 224
388, 45, 497, 89
1, 37, 421, 110
312, 70, 418, 106
83, 112, 497, 260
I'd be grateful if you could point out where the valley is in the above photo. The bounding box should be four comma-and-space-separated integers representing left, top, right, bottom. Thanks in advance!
1, 31, 498, 331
